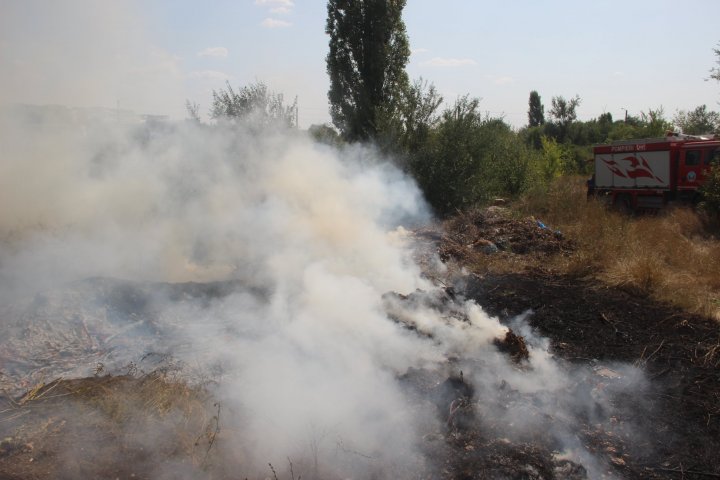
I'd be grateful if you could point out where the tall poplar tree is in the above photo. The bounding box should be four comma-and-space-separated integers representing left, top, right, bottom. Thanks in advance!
528, 90, 545, 127
326, 0, 410, 142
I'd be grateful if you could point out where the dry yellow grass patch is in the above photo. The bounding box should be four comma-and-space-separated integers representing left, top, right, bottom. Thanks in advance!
516, 177, 720, 320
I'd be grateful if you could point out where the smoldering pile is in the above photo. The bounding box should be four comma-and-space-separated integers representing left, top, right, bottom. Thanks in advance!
384, 286, 529, 363
381, 283, 640, 479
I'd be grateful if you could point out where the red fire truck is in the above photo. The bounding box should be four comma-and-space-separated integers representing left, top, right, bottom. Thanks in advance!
587, 133, 720, 211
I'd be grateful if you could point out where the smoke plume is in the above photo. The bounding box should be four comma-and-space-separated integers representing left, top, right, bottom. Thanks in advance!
0, 107, 647, 478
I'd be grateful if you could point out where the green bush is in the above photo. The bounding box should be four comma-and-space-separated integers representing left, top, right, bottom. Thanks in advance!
700, 161, 720, 220
408, 96, 486, 214
407, 96, 537, 215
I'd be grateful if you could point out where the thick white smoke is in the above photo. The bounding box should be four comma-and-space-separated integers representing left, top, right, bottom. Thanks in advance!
0, 108, 425, 291
0, 108, 439, 475
0, 107, 649, 478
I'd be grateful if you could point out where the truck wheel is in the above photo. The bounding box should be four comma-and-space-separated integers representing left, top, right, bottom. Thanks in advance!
613, 195, 633, 215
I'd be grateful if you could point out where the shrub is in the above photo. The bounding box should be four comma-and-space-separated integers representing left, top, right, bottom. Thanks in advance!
700, 161, 720, 222
210, 81, 297, 128
407, 97, 536, 215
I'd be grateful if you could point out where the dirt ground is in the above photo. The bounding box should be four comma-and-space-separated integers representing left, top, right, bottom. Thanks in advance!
2, 207, 719, 479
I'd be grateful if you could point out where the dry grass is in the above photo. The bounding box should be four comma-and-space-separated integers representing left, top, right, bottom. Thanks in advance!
0, 371, 224, 479
515, 176, 720, 320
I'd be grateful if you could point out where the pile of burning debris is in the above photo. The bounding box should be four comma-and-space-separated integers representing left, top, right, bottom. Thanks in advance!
382, 286, 641, 479
434, 206, 574, 263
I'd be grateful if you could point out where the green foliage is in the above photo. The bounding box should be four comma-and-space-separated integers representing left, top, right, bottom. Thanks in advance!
326, 0, 410, 142
524, 106, 671, 147
549, 95, 581, 125
528, 91, 545, 127
548, 95, 581, 142
407, 96, 537, 215
397, 78, 443, 152
409, 96, 484, 214
673, 105, 720, 135
700, 159, 720, 218
521, 125, 544, 150
375, 77, 444, 160
598, 112, 613, 125
604, 108, 671, 142
538, 136, 572, 183
484, 128, 539, 197
308, 123, 342, 146
642, 108, 672, 136
210, 81, 297, 128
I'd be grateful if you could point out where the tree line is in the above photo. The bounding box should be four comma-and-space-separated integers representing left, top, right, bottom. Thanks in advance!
201, 1, 720, 217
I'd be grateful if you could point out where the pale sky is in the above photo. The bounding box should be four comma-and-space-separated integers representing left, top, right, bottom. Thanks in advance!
2, 0, 719, 128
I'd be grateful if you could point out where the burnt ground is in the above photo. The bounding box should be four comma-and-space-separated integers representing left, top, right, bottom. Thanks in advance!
1, 207, 719, 479
422, 206, 720, 479
453, 271, 720, 479
3, 273, 718, 480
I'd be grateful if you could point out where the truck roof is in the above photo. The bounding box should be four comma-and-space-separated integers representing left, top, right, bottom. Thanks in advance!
602, 133, 715, 145
594, 133, 719, 154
